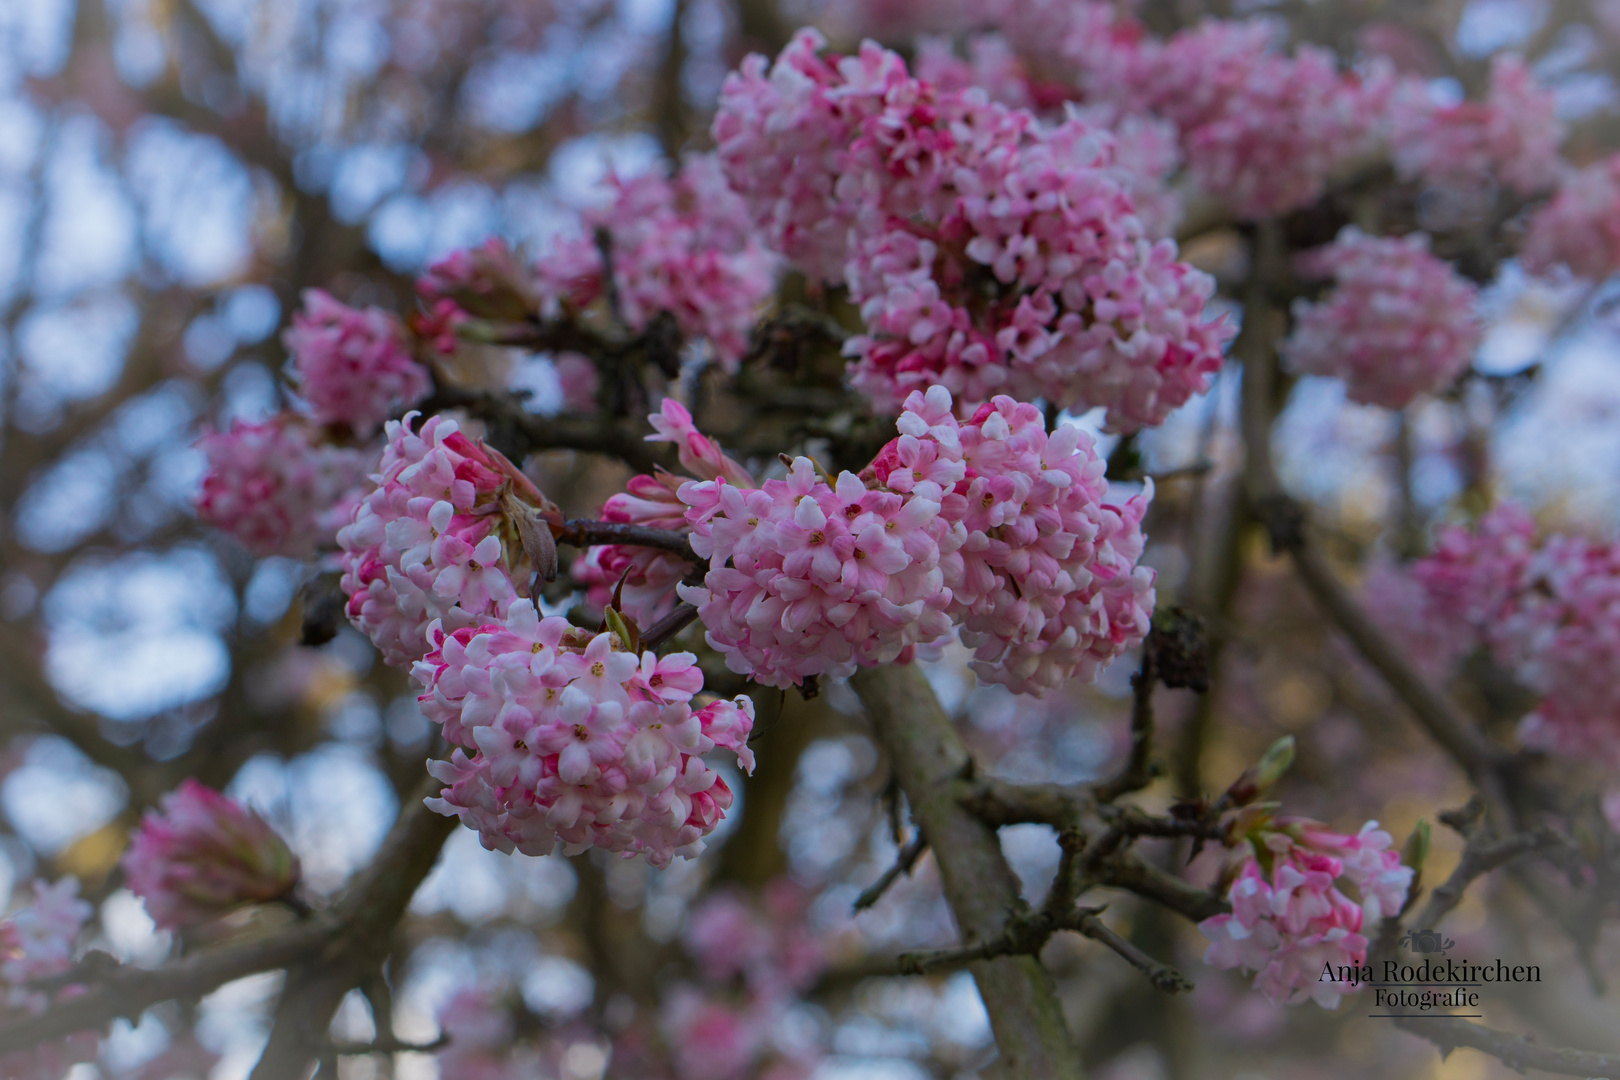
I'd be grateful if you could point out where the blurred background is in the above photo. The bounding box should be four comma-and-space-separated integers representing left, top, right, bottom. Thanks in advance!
0, 0, 1618, 1078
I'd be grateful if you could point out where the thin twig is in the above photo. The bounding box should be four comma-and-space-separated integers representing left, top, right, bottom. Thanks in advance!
854, 836, 929, 911
898, 905, 1193, 995
329, 1034, 450, 1056
1413, 826, 1559, 932
422, 384, 667, 475
1095, 650, 1158, 802
557, 519, 700, 564
641, 603, 701, 651
896, 908, 1085, 975
1073, 912, 1193, 994
594, 225, 625, 326
1146, 460, 1215, 482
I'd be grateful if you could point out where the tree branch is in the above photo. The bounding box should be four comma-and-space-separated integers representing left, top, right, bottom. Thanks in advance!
1072, 911, 1194, 994
897, 905, 1192, 996
0, 775, 456, 1066
641, 603, 700, 651
1096, 849, 1230, 924
422, 384, 668, 475
1094, 650, 1159, 802
0, 922, 328, 1053
556, 519, 698, 564
1233, 223, 1513, 817
250, 774, 457, 1079
959, 778, 1090, 830
853, 836, 928, 912
1411, 825, 1560, 934
1391, 1017, 1620, 1077
850, 666, 1083, 1080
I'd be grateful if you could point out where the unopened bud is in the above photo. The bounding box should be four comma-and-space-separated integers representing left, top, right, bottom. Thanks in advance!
1402, 818, 1430, 872
122, 780, 301, 930
1223, 802, 1279, 846
603, 606, 641, 652
1224, 735, 1295, 807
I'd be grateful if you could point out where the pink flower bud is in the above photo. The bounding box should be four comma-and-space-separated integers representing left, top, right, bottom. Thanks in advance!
123, 780, 301, 929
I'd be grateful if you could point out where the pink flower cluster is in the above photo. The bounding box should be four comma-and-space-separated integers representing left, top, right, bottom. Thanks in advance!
1388, 56, 1564, 196
338, 412, 544, 667
1521, 153, 1620, 280
414, 603, 755, 867
195, 415, 371, 558
0, 879, 98, 1080
678, 454, 954, 689
418, 236, 541, 325
1283, 227, 1481, 408
575, 156, 777, 369
844, 108, 1229, 430
711, 29, 880, 282
122, 779, 301, 930
713, 30, 1231, 430
665, 386, 1153, 693
1200, 818, 1412, 1008
283, 289, 432, 436
418, 158, 774, 372
574, 400, 756, 626
1386, 506, 1620, 765
1122, 19, 1384, 220
866, 388, 1157, 693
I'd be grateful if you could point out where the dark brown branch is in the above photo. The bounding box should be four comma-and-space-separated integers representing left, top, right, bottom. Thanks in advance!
1095, 805, 1223, 843
556, 519, 699, 564
641, 603, 701, 651
898, 905, 1192, 995
1145, 459, 1215, 482
896, 909, 1080, 975
959, 779, 1089, 829
1285, 540, 1510, 794
422, 384, 667, 475
854, 836, 929, 912
1098, 849, 1230, 923
330, 1034, 450, 1056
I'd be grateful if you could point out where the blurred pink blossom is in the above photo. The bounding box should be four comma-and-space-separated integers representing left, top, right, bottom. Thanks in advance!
283, 289, 431, 436
123, 779, 301, 929
1284, 227, 1481, 408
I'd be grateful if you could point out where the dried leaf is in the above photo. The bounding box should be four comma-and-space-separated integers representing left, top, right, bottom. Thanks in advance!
501, 491, 559, 596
